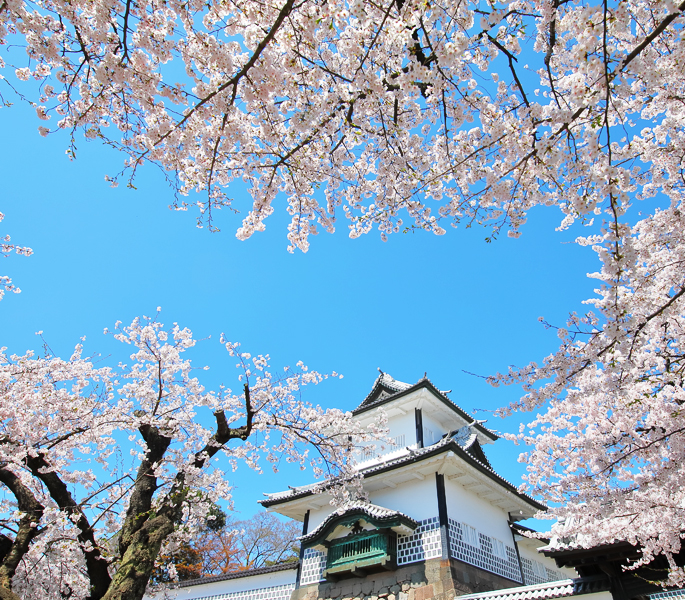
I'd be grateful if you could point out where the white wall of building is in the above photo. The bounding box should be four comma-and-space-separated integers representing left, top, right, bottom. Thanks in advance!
421, 413, 446, 446
386, 410, 418, 449
576, 593, 613, 600
517, 539, 576, 580
444, 477, 513, 543
305, 504, 336, 533
353, 410, 417, 465
369, 476, 439, 521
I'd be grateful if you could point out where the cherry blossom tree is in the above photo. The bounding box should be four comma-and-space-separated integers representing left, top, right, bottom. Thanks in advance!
0, 314, 376, 600
154, 510, 301, 581
1, 0, 678, 250
493, 206, 685, 586
226, 511, 300, 569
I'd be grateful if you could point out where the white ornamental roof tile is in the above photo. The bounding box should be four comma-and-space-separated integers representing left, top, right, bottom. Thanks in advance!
455, 579, 575, 600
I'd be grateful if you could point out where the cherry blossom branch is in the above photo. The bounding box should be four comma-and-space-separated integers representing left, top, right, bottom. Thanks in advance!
24, 453, 112, 600
152, 0, 296, 147
485, 34, 530, 107
0, 467, 44, 593
632, 287, 685, 344
620, 0, 685, 70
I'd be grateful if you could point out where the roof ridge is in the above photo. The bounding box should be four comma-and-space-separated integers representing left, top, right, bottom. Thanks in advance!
174, 561, 299, 588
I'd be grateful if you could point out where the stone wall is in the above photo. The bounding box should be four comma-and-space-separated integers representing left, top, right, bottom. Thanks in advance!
291, 558, 521, 600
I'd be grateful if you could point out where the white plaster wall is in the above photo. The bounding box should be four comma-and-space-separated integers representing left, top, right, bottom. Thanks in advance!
352, 410, 417, 465
153, 567, 297, 600
574, 592, 612, 600
421, 413, 446, 446
304, 504, 336, 533
354, 411, 418, 465
369, 476, 439, 521
386, 410, 417, 448
444, 477, 513, 543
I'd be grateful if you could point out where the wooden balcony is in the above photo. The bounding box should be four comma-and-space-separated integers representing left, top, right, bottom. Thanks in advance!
323, 530, 397, 581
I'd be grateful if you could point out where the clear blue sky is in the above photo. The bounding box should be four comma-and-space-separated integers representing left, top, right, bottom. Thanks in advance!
0, 98, 599, 522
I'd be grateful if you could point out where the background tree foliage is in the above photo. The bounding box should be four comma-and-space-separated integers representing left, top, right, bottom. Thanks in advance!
152, 510, 300, 583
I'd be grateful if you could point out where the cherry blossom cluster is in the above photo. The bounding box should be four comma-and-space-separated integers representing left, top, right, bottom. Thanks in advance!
0, 314, 380, 600
0, 212, 32, 300
495, 204, 685, 584
3, 0, 682, 250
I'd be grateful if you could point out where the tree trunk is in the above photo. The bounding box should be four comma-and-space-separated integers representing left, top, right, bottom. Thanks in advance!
101, 514, 175, 600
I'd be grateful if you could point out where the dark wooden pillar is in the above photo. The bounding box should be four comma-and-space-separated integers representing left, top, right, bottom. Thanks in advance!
295, 509, 310, 588
415, 408, 424, 448
436, 473, 450, 559
507, 516, 526, 585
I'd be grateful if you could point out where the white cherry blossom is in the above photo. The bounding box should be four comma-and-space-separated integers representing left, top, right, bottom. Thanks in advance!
0, 315, 380, 600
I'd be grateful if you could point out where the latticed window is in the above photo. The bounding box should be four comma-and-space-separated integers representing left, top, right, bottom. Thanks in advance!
464, 525, 480, 548
492, 538, 507, 559
324, 530, 398, 579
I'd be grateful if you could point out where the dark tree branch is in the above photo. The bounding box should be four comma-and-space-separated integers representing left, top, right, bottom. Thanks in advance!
118, 423, 172, 558
620, 0, 685, 71
24, 454, 112, 600
0, 468, 44, 592
544, 2, 562, 107
486, 34, 530, 107
194, 383, 255, 470
120, 0, 133, 62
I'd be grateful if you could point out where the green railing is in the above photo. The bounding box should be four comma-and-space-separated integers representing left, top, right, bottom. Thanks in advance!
324, 530, 397, 579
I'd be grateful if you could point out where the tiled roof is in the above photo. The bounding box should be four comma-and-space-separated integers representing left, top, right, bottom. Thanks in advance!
352, 373, 498, 442
355, 372, 413, 410
299, 501, 418, 544
175, 561, 299, 588
455, 579, 575, 600
650, 591, 685, 600
261, 431, 545, 512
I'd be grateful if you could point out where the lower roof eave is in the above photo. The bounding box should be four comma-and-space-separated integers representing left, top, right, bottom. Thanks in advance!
174, 561, 299, 589
261, 440, 545, 519
453, 579, 576, 600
